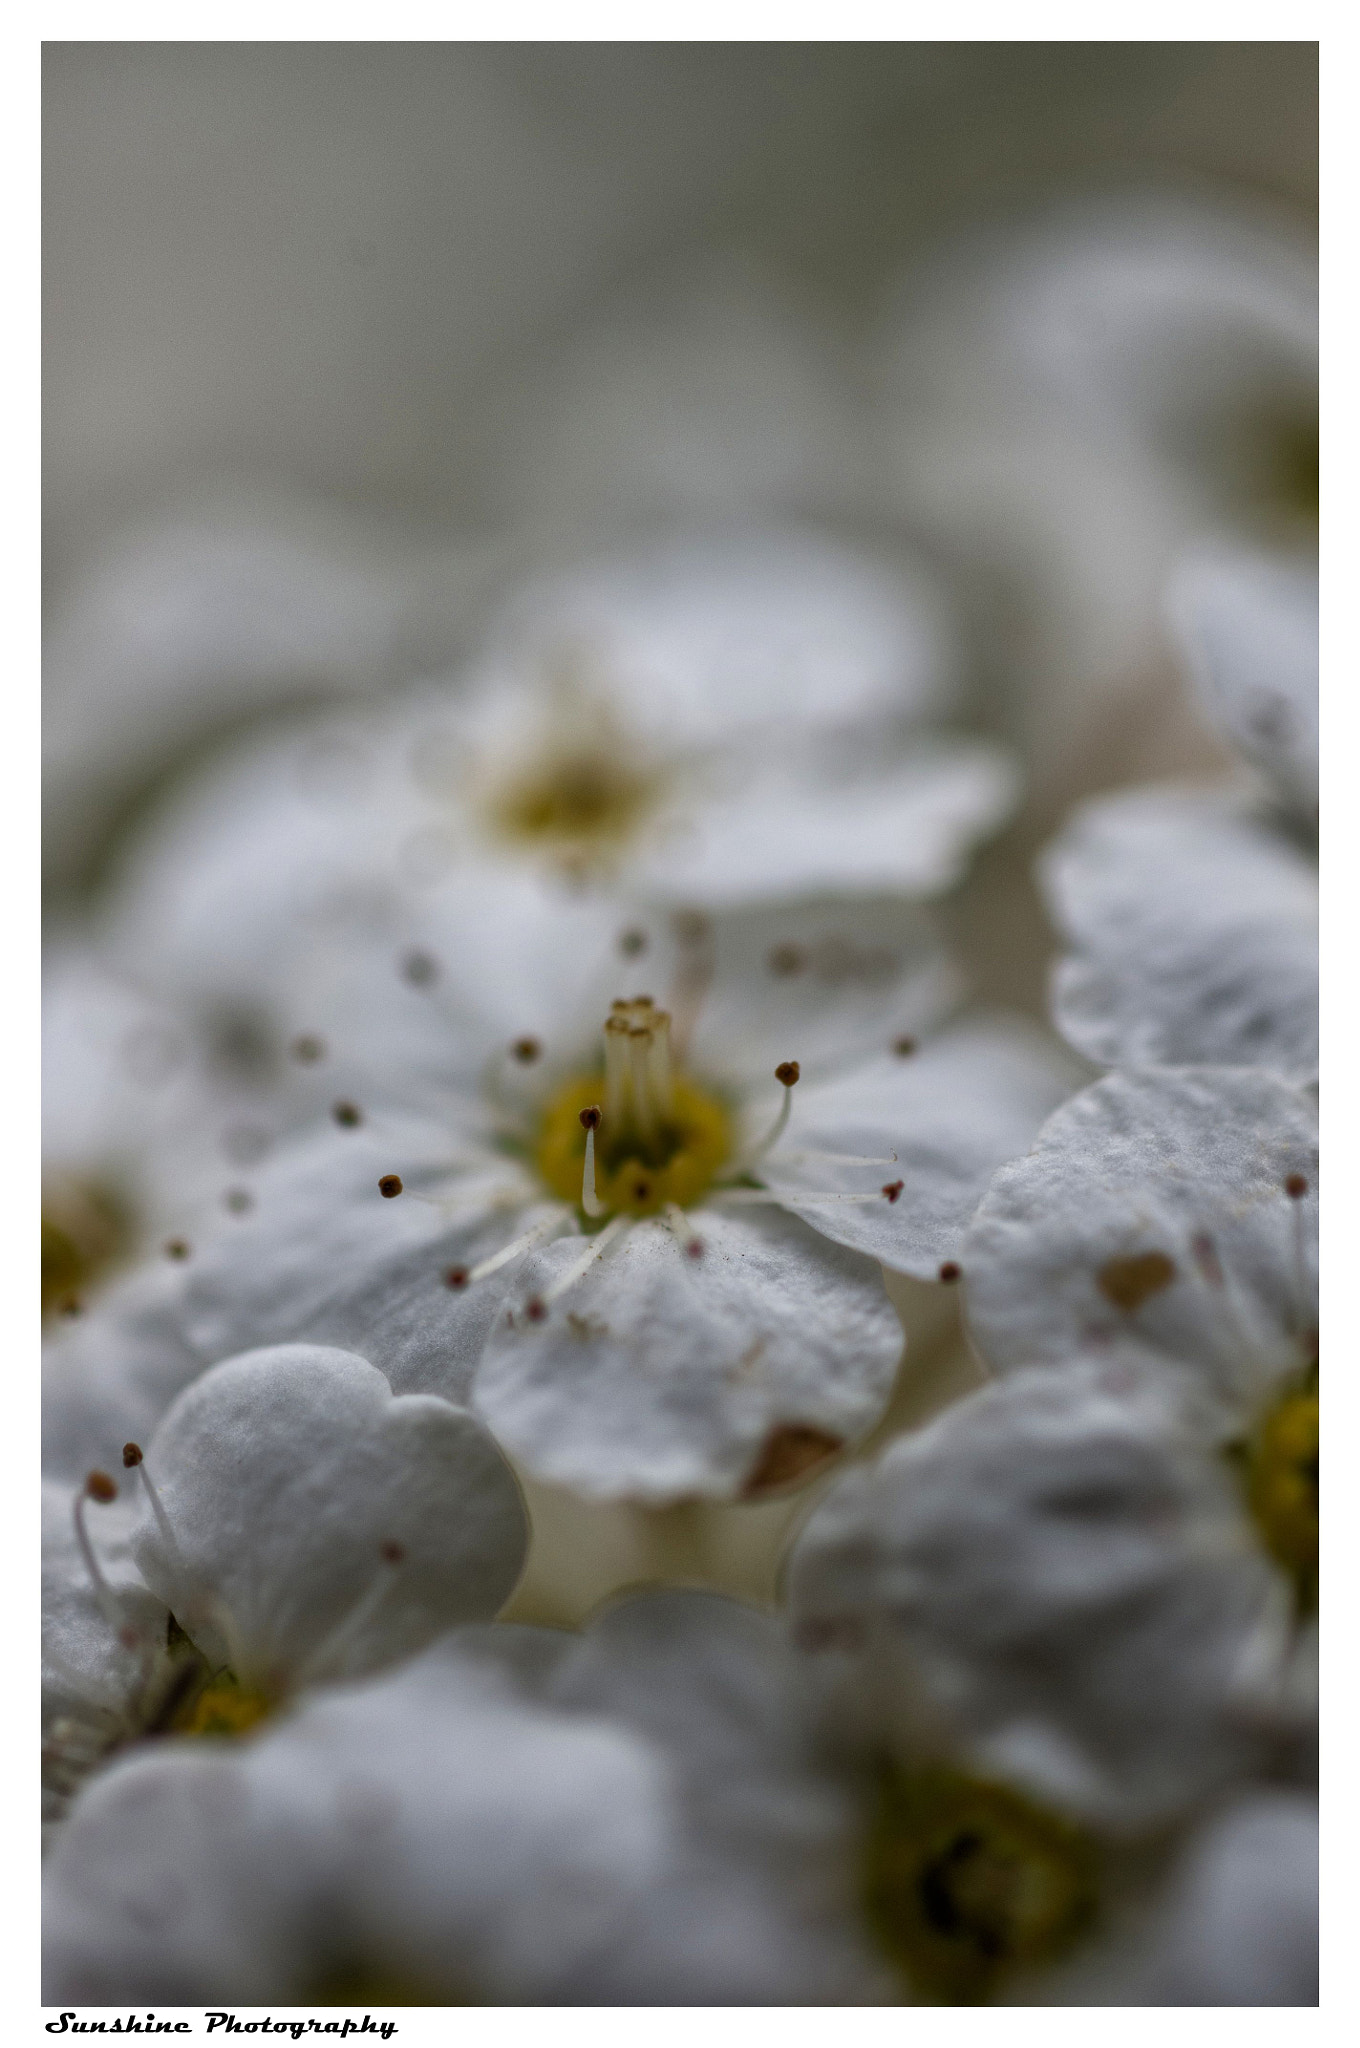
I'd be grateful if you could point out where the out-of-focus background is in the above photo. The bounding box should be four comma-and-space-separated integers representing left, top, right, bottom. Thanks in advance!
43, 42, 1317, 1007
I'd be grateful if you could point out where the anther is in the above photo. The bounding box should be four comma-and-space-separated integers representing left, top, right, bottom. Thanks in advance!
512, 1037, 542, 1064
618, 928, 648, 957
663, 1203, 704, 1258
1285, 1173, 1309, 1200
769, 944, 807, 977
121, 1443, 143, 1469
938, 1261, 961, 1283
525, 1296, 548, 1323
379, 1540, 406, 1566
85, 1471, 117, 1504
882, 1181, 904, 1203
378, 1175, 404, 1199
579, 1106, 602, 1131
775, 1061, 801, 1088
332, 1101, 363, 1128
290, 1033, 326, 1064
673, 911, 709, 946
445, 1265, 469, 1289
164, 1238, 191, 1261
892, 1035, 917, 1057
401, 948, 438, 987
224, 1189, 253, 1215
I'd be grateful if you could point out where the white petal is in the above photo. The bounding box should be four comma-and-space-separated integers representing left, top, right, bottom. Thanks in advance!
487, 524, 958, 746
1041, 784, 1317, 1081
962, 1067, 1318, 1411
130, 1344, 527, 1687
42, 1481, 167, 1726
685, 896, 961, 1093
473, 1209, 902, 1502
787, 1364, 1281, 1828
1053, 1793, 1317, 2006
1168, 545, 1318, 818
178, 1115, 550, 1404
632, 737, 1018, 907
42, 1744, 306, 2003
43, 1263, 207, 1483
760, 1017, 1079, 1275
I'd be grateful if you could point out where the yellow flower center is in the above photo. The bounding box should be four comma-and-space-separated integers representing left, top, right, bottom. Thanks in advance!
41, 1177, 133, 1318
1239, 1372, 1318, 1609
171, 1667, 276, 1740
862, 1765, 1098, 2004
534, 996, 732, 1219
477, 669, 666, 873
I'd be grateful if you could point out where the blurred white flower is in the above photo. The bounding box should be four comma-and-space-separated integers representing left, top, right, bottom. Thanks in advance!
93, 526, 1014, 1037
43, 1344, 526, 1827
161, 891, 1074, 1503
1041, 549, 1317, 1079
43, 1635, 677, 2006
962, 1068, 1318, 1642
875, 193, 1315, 791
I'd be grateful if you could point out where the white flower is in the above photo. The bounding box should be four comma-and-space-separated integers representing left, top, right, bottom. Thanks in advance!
786, 1362, 1291, 1830
1041, 548, 1317, 1080
96, 525, 1015, 1033
43, 1343, 527, 1822
875, 193, 1315, 791
165, 891, 1075, 1502
960, 1068, 1317, 1632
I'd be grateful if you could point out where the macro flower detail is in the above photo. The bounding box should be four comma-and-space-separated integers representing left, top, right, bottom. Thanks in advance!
43, 1344, 527, 1819
172, 896, 1075, 1502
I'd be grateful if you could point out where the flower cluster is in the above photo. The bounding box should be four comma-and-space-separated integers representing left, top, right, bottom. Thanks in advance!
43, 196, 1317, 2008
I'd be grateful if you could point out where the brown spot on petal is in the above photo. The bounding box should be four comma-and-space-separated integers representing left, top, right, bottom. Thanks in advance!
1097, 1251, 1176, 1312
741, 1424, 844, 1500
379, 1540, 406, 1565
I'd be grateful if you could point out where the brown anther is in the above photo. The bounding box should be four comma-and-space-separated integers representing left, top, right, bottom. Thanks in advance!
445, 1265, 469, 1290
618, 928, 648, 957
332, 1101, 362, 1128
121, 1443, 144, 1468
630, 993, 655, 1007
400, 948, 438, 987
85, 1471, 117, 1504
686, 1237, 705, 1260
290, 1034, 326, 1064
164, 1238, 191, 1261
579, 1105, 602, 1131
673, 910, 710, 946
525, 1296, 548, 1323
378, 1174, 404, 1199
892, 1035, 917, 1057
769, 943, 807, 977
938, 1261, 961, 1283
511, 1037, 542, 1065
882, 1180, 904, 1203
610, 998, 629, 1011
379, 1540, 406, 1566
1285, 1173, 1309, 1199
224, 1189, 253, 1215
774, 1061, 801, 1088
1097, 1250, 1177, 1311
741, 1424, 844, 1500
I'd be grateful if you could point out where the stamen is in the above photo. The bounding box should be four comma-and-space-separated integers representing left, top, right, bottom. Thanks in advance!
738, 1062, 801, 1169
122, 1444, 186, 1577
72, 1475, 136, 1645
667, 912, 713, 1064
332, 1101, 363, 1128
467, 1211, 570, 1284
710, 1188, 899, 1208
378, 1175, 404, 1199
541, 1213, 631, 1306
579, 1107, 607, 1219
663, 1202, 705, 1258
773, 1148, 900, 1167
